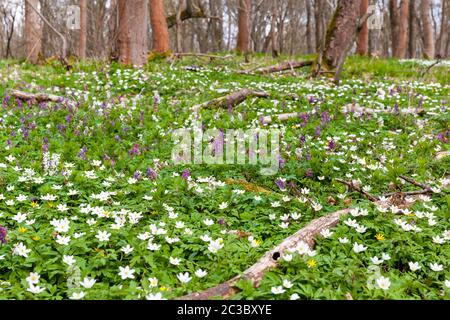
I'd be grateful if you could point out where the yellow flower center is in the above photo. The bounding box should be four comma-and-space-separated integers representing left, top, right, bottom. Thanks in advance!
375, 233, 385, 241
307, 259, 317, 268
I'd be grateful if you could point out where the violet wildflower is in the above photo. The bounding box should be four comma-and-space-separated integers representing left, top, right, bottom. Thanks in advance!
306, 169, 314, 178
328, 140, 335, 150
147, 167, 157, 180
78, 146, 88, 160
182, 169, 190, 180
129, 144, 140, 156
0, 225, 7, 244
314, 126, 321, 137
275, 179, 286, 191
133, 171, 141, 180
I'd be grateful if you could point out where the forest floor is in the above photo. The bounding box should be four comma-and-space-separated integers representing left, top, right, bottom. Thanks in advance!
0, 55, 448, 300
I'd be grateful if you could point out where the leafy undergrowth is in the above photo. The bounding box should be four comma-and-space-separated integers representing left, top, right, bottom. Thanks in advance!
0, 55, 448, 300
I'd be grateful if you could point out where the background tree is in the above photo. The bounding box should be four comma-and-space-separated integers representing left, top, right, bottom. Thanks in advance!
150, 0, 170, 53
356, 0, 369, 55
78, 0, 87, 59
25, 0, 42, 63
390, 0, 409, 58
236, 0, 251, 53
421, 0, 435, 59
118, 0, 148, 65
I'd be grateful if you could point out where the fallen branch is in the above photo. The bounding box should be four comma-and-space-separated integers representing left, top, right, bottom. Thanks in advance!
342, 103, 424, 116
399, 175, 431, 191
335, 179, 379, 202
260, 112, 301, 125
240, 60, 313, 75
179, 208, 350, 300
172, 53, 234, 60
9, 90, 73, 104
382, 189, 433, 198
192, 89, 269, 112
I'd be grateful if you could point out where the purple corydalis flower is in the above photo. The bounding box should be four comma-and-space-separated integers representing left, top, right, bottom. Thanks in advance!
114, 135, 121, 142
129, 144, 140, 156
78, 146, 87, 160
133, 171, 141, 180
218, 218, 225, 225
147, 167, 157, 180
0, 225, 7, 244
315, 126, 321, 137
328, 140, 335, 150
182, 169, 190, 180
306, 169, 314, 178
299, 135, 306, 145
321, 111, 330, 125
275, 179, 286, 191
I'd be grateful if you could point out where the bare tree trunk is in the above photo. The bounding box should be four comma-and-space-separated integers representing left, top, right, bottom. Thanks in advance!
314, 0, 324, 50
270, 0, 279, 57
421, 0, 435, 59
306, 0, 314, 54
313, 0, 360, 74
176, 0, 184, 53
78, 0, 87, 59
150, 0, 170, 54
209, 0, 223, 51
436, 0, 447, 57
25, 0, 42, 63
408, 0, 417, 58
236, 0, 251, 53
391, 0, 409, 58
356, 0, 369, 55
118, 0, 148, 66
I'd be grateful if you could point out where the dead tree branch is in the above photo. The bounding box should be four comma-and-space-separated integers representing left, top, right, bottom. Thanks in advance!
240, 60, 313, 75
179, 208, 350, 300
192, 89, 269, 112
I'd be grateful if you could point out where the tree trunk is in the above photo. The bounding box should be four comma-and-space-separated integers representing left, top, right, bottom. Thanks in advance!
150, 0, 170, 54
356, 0, 369, 55
435, 0, 447, 57
421, 0, 435, 59
313, 0, 360, 74
408, 0, 417, 58
209, 0, 223, 52
78, 0, 87, 59
391, 0, 409, 58
25, 0, 42, 64
306, 0, 314, 54
118, 0, 149, 66
314, 0, 325, 50
236, 0, 251, 53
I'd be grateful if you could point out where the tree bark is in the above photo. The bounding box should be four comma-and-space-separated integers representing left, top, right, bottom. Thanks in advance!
408, 0, 417, 58
356, 0, 369, 55
150, 0, 170, 54
25, 0, 42, 64
209, 0, 223, 52
306, 0, 314, 54
118, 0, 149, 65
421, 0, 435, 59
435, 0, 447, 57
78, 0, 87, 59
314, 0, 325, 50
313, 0, 360, 74
179, 208, 351, 300
236, 0, 251, 53
391, 0, 409, 58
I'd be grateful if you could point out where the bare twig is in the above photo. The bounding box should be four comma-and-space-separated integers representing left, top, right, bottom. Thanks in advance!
335, 179, 379, 202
